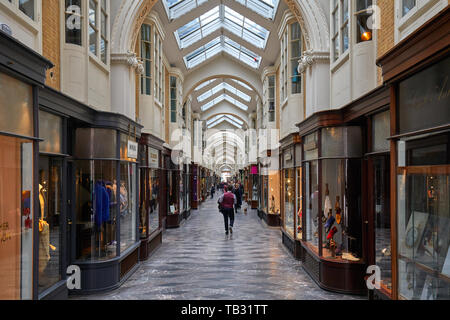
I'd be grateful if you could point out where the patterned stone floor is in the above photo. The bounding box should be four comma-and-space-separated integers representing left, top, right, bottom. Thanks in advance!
76, 194, 364, 300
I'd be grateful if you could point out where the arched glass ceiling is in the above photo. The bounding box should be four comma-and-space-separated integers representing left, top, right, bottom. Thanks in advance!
208, 117, 243, 129
200, 93, 249, 112
231, 79, 252, 91
184, 35, 261, 69
198, 82, 251, 103
164, 0, 208, 21
195, 79, 216, 91
207, 114, 244, 126
234, 0, 280, 20
175, 5, 269, 50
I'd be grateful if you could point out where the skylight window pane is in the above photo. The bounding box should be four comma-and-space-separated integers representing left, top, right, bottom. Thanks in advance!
195, 80, 214, 91
206, 44, 221, 59
232, 79, 252, 91
234, 0, 279, 20
175, 7, 221, 49
170, 0, 197, 20
225, 115, 244, 125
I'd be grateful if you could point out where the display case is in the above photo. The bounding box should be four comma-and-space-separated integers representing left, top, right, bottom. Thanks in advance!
301, 127, 367, 295
250, 165, 259, 209
166, 152, 181, 228
138, 135, 163, 261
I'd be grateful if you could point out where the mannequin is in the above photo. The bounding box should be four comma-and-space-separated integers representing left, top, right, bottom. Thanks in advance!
323, 183, 331, 221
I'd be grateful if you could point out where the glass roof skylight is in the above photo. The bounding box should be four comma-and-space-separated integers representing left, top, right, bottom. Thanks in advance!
175, 5, 269, 50
234, 0, 280, 20
207, 114, 244, 126
195, 79, 216, 91
223, 6, 269, 49
198, 82, 251, 103
231, 79, 252, 91
164, 0, 208, 21
184, 36, 261, 69
200, 94, 249, 112
207, 117, 243, 129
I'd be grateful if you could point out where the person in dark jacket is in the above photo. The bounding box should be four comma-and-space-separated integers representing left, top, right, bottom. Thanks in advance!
211, 185, 215, 199
218, 186, 236, 235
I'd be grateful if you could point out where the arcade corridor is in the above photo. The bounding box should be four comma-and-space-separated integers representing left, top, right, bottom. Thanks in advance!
75, 196, 360, 300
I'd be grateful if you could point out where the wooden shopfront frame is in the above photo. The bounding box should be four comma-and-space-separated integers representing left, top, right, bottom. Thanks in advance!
377, 6, 450, 300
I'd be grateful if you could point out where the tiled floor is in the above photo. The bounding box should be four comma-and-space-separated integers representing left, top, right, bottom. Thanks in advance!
76, 195, 364, 300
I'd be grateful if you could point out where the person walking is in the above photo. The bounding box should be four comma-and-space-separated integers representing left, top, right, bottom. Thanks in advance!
218, 186, 236, 235
210, 184, 215, 199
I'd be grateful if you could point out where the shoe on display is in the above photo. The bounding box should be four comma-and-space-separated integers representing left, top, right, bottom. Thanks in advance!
324, 215, 335, 231
342, 252, 360, 262
327, 226, 338, 240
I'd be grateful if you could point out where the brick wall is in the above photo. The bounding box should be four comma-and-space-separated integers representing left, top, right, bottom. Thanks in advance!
42, 0, 60, 90
376, 0, 395, 85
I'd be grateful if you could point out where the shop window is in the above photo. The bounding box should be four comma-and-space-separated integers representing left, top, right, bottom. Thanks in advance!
296, 167, 302, 240
168, 171, 179, 214
398, 57, 450, 135
402, 0, 416, 17
355, 0, 373, 43
140, 24, 152, 96
397, 132, 449, 300
305, 160, 319, 249
75, 160, 117, 260
283, 168, 295, 237
0, 135, 34, 299
373, 155, 392, 296
39, 111, 62, 154
170, 76, 177, 123
0, 72, 33, 137
290, 22, 302, 94
179, 171, 184, 212
65, 0, 83, 46
38, 157, 62, 294
372, 110, 390, 152
75, 128, 117, 159
120, 162, 137, 251
321, 158, 362, 260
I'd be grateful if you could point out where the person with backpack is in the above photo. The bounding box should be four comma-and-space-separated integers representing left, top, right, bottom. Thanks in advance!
218, 186, 236, 235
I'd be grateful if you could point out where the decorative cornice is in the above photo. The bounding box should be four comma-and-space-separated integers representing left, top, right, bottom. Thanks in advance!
110, 52, 144, 74
297, 50, 330, 73
146, 11, 166, 41
168, 66, 184, 82
130, 0, 158, 52
282, 1, 311, 49
261, 65, 277, 82
277, 10, 295, 39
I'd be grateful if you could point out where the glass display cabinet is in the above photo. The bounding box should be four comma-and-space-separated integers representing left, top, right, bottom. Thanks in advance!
301, 127, 367, 295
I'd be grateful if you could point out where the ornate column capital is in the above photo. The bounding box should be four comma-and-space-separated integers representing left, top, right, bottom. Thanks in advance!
110, 52, 144, 74
298, 50, 330, 73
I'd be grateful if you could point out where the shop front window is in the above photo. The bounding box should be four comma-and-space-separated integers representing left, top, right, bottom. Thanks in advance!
149, 169, 160, 234
268, 171, 280, 215
397, 132, 450, 300
283, 168, 295, 237
0, 135, 34, 300
139, 168, 148, 238
321, 158, 362, 261
179, 171, 184, 212
38, 157, 62, 294
75, 160, 117, 261
305, 160, 319, 249
252, 174, 259, 201
168, 171, 178, 214
120, 162, 137, 251
296, 167, 302, 240
373, 155, 391, 295
263, 175, 269, 214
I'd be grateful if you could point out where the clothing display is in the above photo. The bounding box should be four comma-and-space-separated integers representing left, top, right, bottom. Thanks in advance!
94, 181, 110, 226
335, 196, 341, 224
323, 185, 331, 219
327, 226, 338, 240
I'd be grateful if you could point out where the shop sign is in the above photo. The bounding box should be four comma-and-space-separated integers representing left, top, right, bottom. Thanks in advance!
149, 148, 159, 168
127, 140, 138, 159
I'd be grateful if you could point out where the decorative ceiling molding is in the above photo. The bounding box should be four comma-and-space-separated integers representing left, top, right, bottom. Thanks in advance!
146, 11, 166, 41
